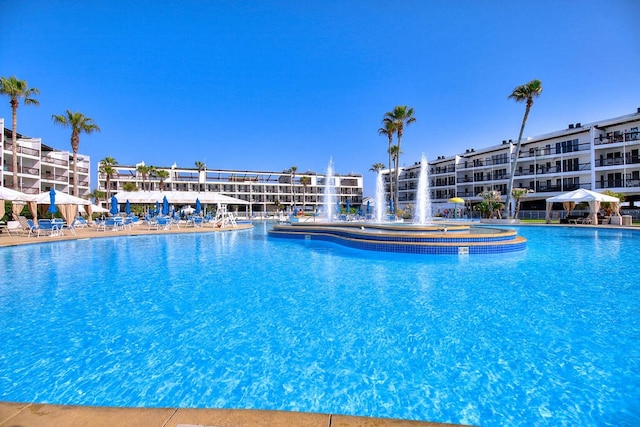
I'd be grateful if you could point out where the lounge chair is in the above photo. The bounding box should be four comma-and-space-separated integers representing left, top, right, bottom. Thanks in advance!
72, 217, 89, 229
96, 217, 120, 232
15, 216, 34, 236
156, 216, 172, 230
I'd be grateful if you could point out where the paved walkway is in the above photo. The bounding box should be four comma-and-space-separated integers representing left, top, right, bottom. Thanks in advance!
0, 220, 254, 247
0, 402, 465, 426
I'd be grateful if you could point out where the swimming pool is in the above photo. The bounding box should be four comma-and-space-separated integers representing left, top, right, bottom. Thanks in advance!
0, 223, 638, 426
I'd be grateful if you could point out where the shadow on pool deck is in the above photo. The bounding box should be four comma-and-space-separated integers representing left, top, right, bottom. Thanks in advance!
0, 402, 470, 426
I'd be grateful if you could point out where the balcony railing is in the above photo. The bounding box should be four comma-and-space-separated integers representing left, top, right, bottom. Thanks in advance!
42, 157, 69, 167
594, 130, 640, 146
595, 155, 640, 167
3, 142, 41, 157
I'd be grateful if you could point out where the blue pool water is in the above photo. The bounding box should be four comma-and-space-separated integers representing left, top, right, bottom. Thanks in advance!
0, 223, 639, 426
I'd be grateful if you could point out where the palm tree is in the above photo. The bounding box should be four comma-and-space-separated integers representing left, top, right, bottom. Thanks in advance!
370, 163, 385, 172
0, 76, 40, 190
99, 156, 118, 199
378, 119, 397, 208
51, 110, 100, 196
137, 164, 153, 191
155, 169, 170, 190
122, 182, 137, 192
89, 188, 106, 206
195, 161, 206, 172
504, 79, 543, 217
300, 175, 311, 211
383, 106, 416, 209
389, 145, 402, 212
288, 166, 298, 209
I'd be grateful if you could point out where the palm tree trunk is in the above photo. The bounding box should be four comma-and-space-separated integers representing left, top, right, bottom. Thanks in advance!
387, 138, 394, 212
394, 134, 403, 212
73, 151, 79, 196
11, 103, 18, 190
505, 103, 532, 218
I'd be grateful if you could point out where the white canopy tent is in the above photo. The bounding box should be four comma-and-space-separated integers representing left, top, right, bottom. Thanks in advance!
545, 188, 620, 225
34, 190, 91, 224
0, 187, 37, 220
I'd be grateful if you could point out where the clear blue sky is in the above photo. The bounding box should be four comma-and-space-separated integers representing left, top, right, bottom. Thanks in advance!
2, 0, 639, 196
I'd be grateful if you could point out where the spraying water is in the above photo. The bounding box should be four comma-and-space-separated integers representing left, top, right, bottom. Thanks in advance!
375, 171, 385, 223
414, 153, 433, 225
323, 158, 336, 222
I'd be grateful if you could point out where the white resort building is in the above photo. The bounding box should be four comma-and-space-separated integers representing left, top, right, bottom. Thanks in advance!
382, 108, 640, 212
97, 162, 364, 216
1, 118, 91, 196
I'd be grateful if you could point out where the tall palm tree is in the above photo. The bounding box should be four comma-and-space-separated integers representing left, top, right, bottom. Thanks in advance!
378, 118, 397, 209
383, 105, 416, 209
370, 163, 386, 172
99, 156, 118, 199
389, 145, 402, 212
300, 175, 311, 211
289, 166, 297, 208
52, 110, 100, 196
0, 76, 40, 190
137, 164, 153, 191
504, 79, 543, 217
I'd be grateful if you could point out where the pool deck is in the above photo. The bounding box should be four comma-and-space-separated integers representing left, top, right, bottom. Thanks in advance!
0, 221, 254, 247
0, 402, 465, 426
0, 222, 470, 426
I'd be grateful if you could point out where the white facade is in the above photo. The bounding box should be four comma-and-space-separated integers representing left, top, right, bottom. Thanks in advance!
382, 108, 640, 210
1, 119, 91, 196
98, 163, 363, 214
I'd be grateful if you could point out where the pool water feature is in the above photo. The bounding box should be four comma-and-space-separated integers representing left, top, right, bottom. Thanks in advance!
0, 224, 638, 426
269, 222, 527, 254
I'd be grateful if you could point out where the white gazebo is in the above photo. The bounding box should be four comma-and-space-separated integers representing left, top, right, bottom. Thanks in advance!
545, 188, 620, 225
34, 190, 91, 224
0, 187, 37, 220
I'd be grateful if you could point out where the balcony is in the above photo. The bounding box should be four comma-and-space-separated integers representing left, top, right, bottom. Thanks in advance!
42, 156, 69, 167
594, 129, 639, 146
3, 142, 40, 157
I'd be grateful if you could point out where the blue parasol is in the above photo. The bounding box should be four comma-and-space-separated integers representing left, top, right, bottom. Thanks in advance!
195, 198, 201, 215
155, 201, 160, 215
125, 200, 131, 215
110, 195, 119, 215
162, 196, 170, 215
48, 188, 58, 214
336, 200, 341, 214
346, 199, 351, 214
389, 198, 394, 214
366, 200, 371, 214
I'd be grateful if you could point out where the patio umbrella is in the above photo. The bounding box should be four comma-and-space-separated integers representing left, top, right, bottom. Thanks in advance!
48, 188, 58, 214
346, 199, 351, 214
389, 198, 394, 214
336, 200, 340, 214
155, 200, 160, 215
448, 197, 464, 218
195, 198, 201, 215
162, 196, 170, 215
366, 200, 371, 215
125, 200, 131, 215
110, 195, 119, 215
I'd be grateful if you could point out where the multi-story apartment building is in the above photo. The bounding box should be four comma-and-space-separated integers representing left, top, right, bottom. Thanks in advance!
97, 162, 363, 215
384, 108, 640, 211
0, 118, 91, 196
